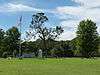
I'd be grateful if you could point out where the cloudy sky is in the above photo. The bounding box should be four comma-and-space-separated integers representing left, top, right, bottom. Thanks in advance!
0, 0, 100, 40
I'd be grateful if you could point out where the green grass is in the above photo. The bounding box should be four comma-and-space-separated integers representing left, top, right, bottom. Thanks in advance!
0, 58, 100, 75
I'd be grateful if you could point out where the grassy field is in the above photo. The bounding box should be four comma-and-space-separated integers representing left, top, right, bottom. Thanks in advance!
0, 58, 100, 75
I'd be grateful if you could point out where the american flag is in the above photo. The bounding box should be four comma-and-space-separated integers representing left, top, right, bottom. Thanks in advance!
15, 16, 22, 27
18, 16, 22, 26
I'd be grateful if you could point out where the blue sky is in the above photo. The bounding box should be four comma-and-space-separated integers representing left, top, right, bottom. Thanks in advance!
0, 0, 100, 41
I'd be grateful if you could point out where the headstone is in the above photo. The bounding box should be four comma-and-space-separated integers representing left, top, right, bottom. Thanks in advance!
38, 49, 42, 58
7, 57, 12, 60
51, 48, 55, 57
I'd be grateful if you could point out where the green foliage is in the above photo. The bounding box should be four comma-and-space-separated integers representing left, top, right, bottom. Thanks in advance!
22, 41, 39, 57
5, 26, 20, 57
77, 19, 99, 58
0, 29, 5, 56
27, 12, 63, 57
0, 29, 5, 41
49, 41, 74, 57
0, 14, 100, 58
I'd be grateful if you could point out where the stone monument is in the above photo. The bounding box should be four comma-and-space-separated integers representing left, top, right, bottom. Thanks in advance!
38, 49, 42, 58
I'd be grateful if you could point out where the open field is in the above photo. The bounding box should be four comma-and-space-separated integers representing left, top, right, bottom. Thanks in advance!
0, 58, 100, 75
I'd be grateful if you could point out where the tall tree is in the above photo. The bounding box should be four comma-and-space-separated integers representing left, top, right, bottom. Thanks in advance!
77, 19, 99, 58
0, 29, 5, 56
5, 26, 20, 57
27, 12, 63, 57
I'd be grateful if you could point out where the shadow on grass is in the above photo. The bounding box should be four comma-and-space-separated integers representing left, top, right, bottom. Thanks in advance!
0, 71, 3, 72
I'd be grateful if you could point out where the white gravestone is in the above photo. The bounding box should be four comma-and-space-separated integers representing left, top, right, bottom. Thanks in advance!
38, 49, 42, 58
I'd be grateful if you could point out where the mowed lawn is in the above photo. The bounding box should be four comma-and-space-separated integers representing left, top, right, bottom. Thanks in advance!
0, 58, 100, 75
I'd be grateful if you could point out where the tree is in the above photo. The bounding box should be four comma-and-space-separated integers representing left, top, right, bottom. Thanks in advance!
22, 41, 39, 57
77, 19, 99, 58
5, 26, 20, 57
55, 41, 73, 57
27, 12, 63, 57
0, 29, 5, 41
70, 37, 80, 56
0, 29, 5, 56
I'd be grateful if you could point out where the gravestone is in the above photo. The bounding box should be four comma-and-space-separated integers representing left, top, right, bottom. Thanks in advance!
38, 49, 42, 58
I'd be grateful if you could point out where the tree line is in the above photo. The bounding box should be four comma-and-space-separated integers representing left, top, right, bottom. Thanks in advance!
0, 12, 100, 58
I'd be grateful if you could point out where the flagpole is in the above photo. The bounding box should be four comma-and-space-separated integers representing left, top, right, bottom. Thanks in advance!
19, 16, 22, 57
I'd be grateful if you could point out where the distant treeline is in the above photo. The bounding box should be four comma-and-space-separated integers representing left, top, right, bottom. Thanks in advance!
0, 27, 99, 58
0, 13, 100, 58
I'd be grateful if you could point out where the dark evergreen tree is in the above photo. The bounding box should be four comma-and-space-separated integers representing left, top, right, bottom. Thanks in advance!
0, 29, 5, 56
5, 26, 20, 57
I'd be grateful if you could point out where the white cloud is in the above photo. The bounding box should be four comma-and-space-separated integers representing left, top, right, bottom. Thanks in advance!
55, 6, 84, 16
0, 2, 100, 41
73, 0, 100, 8
0, 3, 56, 14
58, 20, 79, 40
58, 31, 76, 40
0, 3, 45, 12
60, 20, 79, 29
97, 26, 100, 35
53, 0, 100, 40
